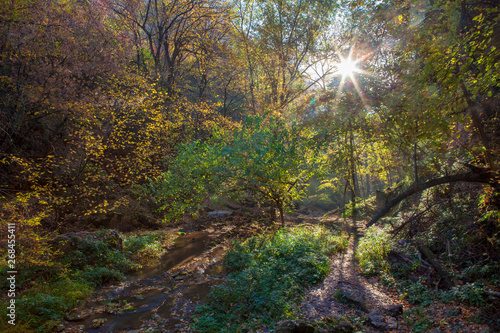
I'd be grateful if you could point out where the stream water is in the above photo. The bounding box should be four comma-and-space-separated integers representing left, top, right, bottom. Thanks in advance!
64, 231, 227, 333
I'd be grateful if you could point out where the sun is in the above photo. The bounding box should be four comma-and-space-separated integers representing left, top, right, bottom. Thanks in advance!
332, 46, 373, 110
337, 56, 359, 77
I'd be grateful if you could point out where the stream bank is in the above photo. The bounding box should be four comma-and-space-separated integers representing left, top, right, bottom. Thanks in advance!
59, 208, 277, 333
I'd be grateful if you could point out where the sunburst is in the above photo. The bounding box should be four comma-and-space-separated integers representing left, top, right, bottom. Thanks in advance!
334, 46, 372, 109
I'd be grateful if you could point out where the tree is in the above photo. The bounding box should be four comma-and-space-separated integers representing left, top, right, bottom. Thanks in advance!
232, 0, 338, 114
148, 115, 326, 225
336, 0, 500, 224
108, 0, 231, 95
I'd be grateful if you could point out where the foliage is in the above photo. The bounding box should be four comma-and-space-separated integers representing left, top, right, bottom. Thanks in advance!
148, 115, 327, 224
75, 266, 126, 288
0, 279, 92, 332
0, 193, 63, 289
400, 280, 436, 306
233, 0, 338, 114
0, 0, 235, 228
60, 234, 137, 274
356, 226, 393, 275
440, 282, 487, 307
0, 227, 173, 330
123, 231, 168, 264
192, 226, 348, 332
402, 306, 434, 333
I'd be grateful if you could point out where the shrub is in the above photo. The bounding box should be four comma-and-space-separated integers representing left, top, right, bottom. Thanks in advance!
123, 231, 166, 264
76, 266, 126, 287
0, 279, 92, 331
61, 233, 138, 273
192, 226, 348, 332
440, 282, 486, 306
400, 280, 435, 306
356, 226, 393, 275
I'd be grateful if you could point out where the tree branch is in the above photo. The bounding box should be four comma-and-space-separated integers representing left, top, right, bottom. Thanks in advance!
366, 170, 494, 228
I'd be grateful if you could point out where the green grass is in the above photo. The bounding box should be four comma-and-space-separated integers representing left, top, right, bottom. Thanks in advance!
192, 225, 349, 332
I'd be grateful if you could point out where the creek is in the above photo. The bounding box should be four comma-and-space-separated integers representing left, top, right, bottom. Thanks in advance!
64, 231, 227, 333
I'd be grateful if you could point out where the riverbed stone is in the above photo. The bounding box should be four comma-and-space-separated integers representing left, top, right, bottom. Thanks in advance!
207, 210, 233, 219
92, 318, 107, 328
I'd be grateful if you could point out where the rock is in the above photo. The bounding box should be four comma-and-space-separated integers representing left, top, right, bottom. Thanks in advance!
275, 320, 314, 333
367, 311, 387, 330
207, 210, 233, 219
322, 316, 355, 333
335, 289, 369, 312
55, 322, 66, 332
382, 304, 403, 317
122, 303, 136, 312
92, 318, 107, 328
65, 311, 88, 321
386, 317, 398, 329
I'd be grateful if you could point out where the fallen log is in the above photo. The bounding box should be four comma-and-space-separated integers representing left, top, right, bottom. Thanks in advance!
417, 242, 454, 289
366, 170, 495, 228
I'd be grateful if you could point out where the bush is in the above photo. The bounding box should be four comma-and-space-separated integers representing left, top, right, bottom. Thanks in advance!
76, 266, 126, 287
192, 226, 348, 332
440, 282, 486, 306
0, 279, 92, 331
356, 226, 393, 275
400, 280, 435, 306
123, 231, 166, 264
61, 234, 138, 273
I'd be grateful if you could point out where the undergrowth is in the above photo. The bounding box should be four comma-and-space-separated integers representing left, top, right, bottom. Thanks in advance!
192, 225, 349, 332
356, 225, 393, 275
0, 229, 171, 332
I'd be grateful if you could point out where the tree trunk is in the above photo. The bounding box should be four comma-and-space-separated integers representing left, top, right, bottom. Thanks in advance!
461, 82, 496, 171
278, 203, 284, 227
349, 122, 357, 217
366, 170, 494, 228
270, 201, 276, 222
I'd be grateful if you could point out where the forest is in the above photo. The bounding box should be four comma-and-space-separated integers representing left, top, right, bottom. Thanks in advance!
0, 0, 499, 332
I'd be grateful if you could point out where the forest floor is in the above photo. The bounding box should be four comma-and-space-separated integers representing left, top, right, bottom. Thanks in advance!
59, 207, 492, 332
296, 213, 491, 333
298, 214, 409, 332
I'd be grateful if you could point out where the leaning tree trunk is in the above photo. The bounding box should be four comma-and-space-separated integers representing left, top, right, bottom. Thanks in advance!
366, 169, 495, 228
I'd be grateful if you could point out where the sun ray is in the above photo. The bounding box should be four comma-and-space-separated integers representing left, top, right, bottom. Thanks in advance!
332, 46, 373, 109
